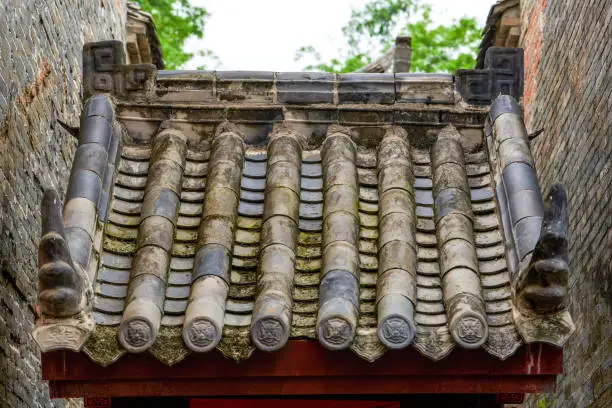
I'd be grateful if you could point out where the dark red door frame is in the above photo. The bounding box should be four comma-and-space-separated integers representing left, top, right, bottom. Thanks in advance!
44, 340, 562, 398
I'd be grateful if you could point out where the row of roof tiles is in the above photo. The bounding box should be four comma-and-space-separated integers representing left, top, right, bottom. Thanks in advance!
87, 121, 516, 364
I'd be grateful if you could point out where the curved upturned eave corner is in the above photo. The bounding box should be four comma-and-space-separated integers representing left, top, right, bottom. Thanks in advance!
488, 94, 575, 348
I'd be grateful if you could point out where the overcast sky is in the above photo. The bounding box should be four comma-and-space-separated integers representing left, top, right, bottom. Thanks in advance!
185, 0, 495, 71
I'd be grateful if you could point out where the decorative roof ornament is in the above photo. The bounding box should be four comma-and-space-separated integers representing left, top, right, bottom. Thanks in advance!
32, 92, 122, 352
488, 95, 574, 346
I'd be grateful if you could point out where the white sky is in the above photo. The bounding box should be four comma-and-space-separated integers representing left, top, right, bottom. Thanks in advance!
185, 0, 496, 71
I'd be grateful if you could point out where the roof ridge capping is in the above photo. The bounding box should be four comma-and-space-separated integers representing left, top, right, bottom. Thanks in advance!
33, 94, 121, 353
82, 41, 523, 107
488, 94, 574, 347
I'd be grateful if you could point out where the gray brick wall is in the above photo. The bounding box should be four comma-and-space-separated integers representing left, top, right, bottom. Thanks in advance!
0, 1, 126, 407
520, 0, 612, 407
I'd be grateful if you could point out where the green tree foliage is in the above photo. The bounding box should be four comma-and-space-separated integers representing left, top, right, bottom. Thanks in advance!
134, 0, 210, 69
295, 0, 482, 73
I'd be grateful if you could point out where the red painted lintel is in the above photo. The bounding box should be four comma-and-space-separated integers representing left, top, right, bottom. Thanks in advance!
50, 375, 557, 398
43, 340, 563, 398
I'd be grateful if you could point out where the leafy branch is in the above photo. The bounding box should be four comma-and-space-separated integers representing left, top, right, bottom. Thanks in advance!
134, 0, 213, 69
295, 0, 482, 73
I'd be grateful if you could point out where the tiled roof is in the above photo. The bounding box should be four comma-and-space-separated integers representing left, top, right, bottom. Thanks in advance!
33, 41, 574, 367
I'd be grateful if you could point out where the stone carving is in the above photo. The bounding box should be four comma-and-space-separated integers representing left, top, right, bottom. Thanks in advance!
37, 189, 85, 317
413, 327, 455, 361
33, 313, 94, 353
513, 309, 575, 347
488, 95, 574, 347
447, 297, 489, 349
513, 184, 575, 346
254, 318, 285, 349
350, 328, 387, 362
320, 317, 353, 347
92, 73, 113, 92
455, 316, 485, 344
516, 184, 569, 314
380, 317, 412, 345
123, 319, 153, 349
125, 66, 152, 90
187, 319, 218, 349
33, 95, 118, 352
483, 326, 522, 360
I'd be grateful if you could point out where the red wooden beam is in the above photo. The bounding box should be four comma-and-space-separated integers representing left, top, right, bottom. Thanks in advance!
44, 340, 562, 379
43, 340, 562, 398
50, 375, 557, 398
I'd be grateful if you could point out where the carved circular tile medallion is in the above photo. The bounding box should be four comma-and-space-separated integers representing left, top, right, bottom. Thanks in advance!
251, 316, 289, 352
183, 318, 221, 353
450, 313, 488, 349
119, 318, 156, 352
317, 316, 355, 350
378, 315, 415, 349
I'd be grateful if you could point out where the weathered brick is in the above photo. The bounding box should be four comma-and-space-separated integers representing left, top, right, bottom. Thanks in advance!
0, 1, 126, 407
520, 1, 612, 407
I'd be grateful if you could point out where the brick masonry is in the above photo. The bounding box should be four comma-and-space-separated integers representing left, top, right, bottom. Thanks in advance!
0, 1, 126, 407
520, 0, 611, 407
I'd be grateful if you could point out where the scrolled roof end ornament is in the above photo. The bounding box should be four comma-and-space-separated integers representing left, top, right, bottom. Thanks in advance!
513, 183, 575, 346
33, 188, 94, 352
